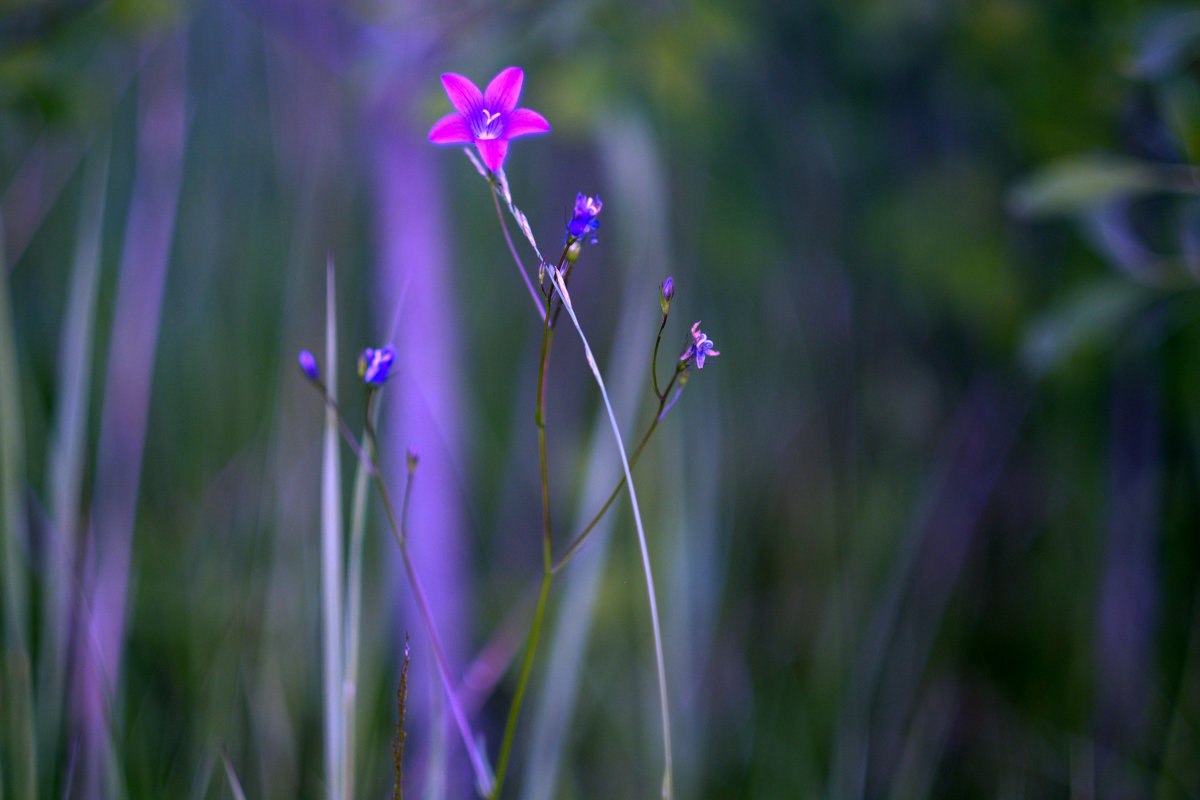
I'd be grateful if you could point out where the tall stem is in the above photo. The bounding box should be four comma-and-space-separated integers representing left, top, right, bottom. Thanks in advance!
321, 262, 345, 800
546, 266, 673, 799
491, 307, 556, 798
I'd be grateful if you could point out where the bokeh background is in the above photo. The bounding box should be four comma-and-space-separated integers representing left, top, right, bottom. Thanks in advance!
3, 0, 1200, 797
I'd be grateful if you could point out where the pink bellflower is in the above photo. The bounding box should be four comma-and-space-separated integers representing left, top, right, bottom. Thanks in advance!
428, 67, 551, 173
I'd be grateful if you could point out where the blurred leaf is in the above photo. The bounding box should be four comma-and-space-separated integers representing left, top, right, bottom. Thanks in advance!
1181, 199, 1200, 281
1127, 9, 1200, 81
1020, 279, 1151, 376
1158, 75, 1200, 163
1009, 156, 1169, 217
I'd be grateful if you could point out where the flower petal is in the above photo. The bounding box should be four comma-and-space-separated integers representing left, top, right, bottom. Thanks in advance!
428, 112, 474, 144
484, 66, 523, 114
476, 138, 509, 173
503, 108, 551, 139
440, 73, 482, 115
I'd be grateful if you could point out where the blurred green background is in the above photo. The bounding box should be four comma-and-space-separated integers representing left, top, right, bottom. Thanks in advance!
3, 0, 1200, 797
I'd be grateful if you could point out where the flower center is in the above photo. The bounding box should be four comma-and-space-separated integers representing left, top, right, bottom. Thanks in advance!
473, 108, 504, 140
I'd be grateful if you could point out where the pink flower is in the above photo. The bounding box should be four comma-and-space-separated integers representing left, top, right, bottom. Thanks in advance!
428, 67, 551, 173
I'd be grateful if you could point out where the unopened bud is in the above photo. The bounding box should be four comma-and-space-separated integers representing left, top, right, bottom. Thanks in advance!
660, 277, 674, 314
298, 350, 320, 381
565, 240, 583, 264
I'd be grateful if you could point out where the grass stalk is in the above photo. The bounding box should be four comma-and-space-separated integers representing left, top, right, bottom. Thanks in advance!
321, 257, 345, 800
0, 215, 36, 800
220, 746, 249, 800
546, 265, 673, 799
43, 139, 109, 763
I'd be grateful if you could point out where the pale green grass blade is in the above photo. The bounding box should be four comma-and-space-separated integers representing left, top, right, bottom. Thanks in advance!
220, 747, 249, 800
322, 256, 345, 800
0, 214, 36, 800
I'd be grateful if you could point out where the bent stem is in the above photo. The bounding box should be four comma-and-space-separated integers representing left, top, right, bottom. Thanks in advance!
490, 301, 557, 799
651, 313, 668, 400
546, 265, 674, 799
489, 181, 546, 320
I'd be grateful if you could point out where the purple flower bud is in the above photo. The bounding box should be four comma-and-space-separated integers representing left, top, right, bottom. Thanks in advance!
358, 344, 396, 385
565, 193, 602, 244
660, 277, 674, 314
680, 321, 720, 369
406, 447, 420, 472
298, 350, 320, 381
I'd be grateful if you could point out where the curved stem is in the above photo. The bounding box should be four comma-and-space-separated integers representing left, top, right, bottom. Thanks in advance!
552, 364, 683, 574
651, 314, 668, 400
546, 265, 673, 799
490, 181, 546, 320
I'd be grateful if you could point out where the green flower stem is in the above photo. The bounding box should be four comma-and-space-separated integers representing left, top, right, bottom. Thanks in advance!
650, 313, 668, 400
490, 302, 556, 799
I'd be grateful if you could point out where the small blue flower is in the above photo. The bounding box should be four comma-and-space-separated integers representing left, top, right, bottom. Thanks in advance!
565, 193, 602, 244
358, 344, 396, 385
299, 350, 320, 381
680, 321, 720, 369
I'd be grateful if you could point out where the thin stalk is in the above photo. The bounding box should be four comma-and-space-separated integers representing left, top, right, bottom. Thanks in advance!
490, 182, 546, 320
305, 381, 492, 791
366, 437, 495, 797
343, 390, 382, 800
0, 214, 36, 800
321, 260, 345, 800
650, 314, 668, 399
220, 746, 249, 800
546, 266, 673, 799
490, 304, 556, 799
553, 364, 684, 574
